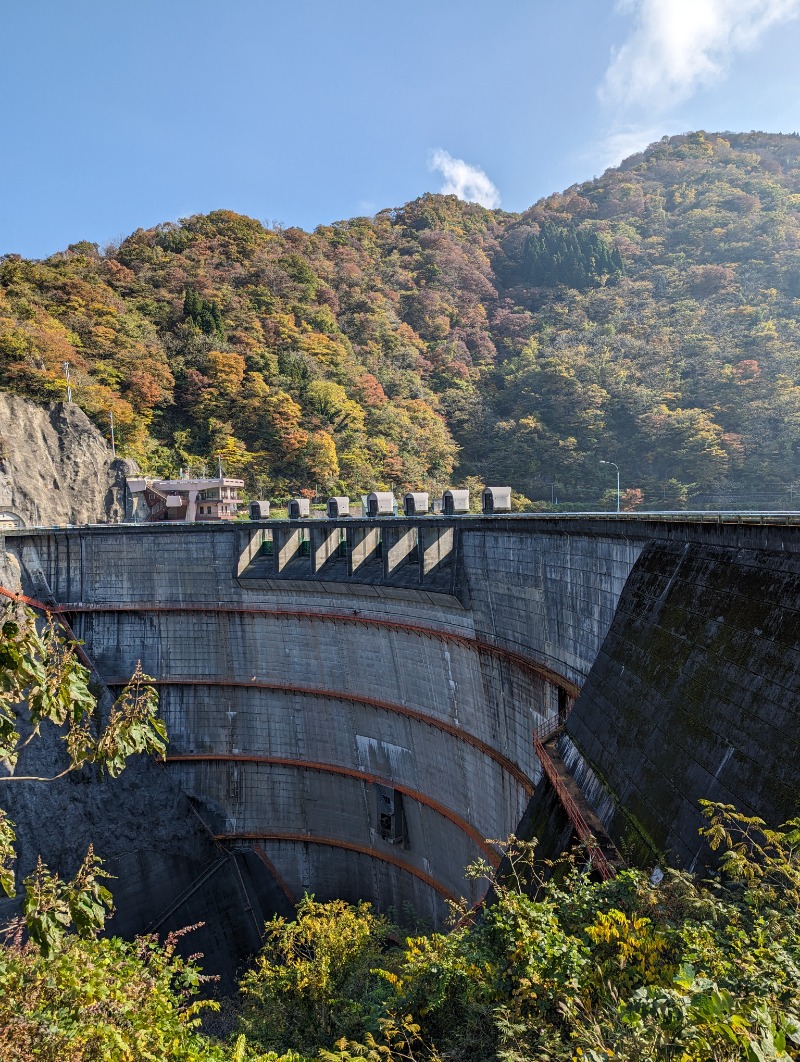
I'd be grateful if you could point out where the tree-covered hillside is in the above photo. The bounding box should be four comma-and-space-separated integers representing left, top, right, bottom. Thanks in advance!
4, 130, 800, 508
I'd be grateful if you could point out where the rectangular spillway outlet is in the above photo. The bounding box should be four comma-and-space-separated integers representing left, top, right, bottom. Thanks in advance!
274, 527, 304, 572
348, 527, 381, 574
421, 526, 454, 577
311, 526, 341, 573
375, 784, 407, 845
236, 528, 268, 576
384, 526, 418, 577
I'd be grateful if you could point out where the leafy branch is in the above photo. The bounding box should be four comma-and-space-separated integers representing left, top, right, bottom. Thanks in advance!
0, 601, 166, 785
19, 846, 114, 957
700, 799, 800, 914
0, 600, 168, 953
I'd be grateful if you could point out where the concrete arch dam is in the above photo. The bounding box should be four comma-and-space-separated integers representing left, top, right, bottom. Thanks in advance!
4, 515, 800, 982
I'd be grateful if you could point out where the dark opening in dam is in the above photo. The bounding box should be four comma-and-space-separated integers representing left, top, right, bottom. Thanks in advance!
3, 513, 800, 984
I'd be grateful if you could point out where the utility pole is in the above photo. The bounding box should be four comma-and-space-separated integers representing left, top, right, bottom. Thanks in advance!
600, 460, 620, 513
63, 362, 73, 403
109, 410, 116, 459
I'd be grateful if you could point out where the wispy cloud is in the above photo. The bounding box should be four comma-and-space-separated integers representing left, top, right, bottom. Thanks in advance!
601, 0, 800, 114
593, 123, 670, 173
429, 149, 501, 208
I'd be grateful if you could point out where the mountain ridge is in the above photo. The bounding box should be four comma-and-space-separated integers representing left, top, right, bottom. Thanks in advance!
3, 129, 800, 509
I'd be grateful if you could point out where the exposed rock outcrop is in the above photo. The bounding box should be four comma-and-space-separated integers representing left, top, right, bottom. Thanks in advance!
0, 394, 133, 527
0, 548, 21, 592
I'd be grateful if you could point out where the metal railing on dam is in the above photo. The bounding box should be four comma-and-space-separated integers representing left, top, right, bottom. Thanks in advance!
12, 508, 800, 534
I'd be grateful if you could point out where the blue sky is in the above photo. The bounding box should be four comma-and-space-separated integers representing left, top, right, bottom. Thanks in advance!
3, 0, 800, 258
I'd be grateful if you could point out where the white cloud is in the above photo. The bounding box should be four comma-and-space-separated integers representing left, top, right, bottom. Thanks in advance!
596, 123, 672, 171
429, 149, 501, 208
601, 0, 800, 114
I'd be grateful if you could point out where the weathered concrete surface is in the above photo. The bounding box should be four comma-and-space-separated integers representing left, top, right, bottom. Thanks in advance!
0, 394, 129, 526
5, 515, 800, 979
459, 525, 642, 690
5, 519, 601, 971
560, 539, 800, 870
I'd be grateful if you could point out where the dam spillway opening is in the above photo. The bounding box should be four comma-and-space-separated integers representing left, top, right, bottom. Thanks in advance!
3, 514, 800, 985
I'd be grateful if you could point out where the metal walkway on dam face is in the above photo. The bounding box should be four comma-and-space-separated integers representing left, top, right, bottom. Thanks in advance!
3, 512, 800, 951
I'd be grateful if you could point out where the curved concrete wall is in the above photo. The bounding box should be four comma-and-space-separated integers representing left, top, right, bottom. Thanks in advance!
459, 526, 642, 689
9, 516, 794, 977
9, 518, 642, 937
70, 603, 541, 918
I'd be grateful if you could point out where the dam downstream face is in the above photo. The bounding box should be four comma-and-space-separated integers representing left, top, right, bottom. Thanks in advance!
21, 514, 800, 980
64, 589, 552, 924
107, 601, 540, 920
6, 517, 639, 974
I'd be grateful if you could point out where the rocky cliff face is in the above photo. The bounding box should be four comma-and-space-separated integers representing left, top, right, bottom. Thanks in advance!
0, 394, 132, 527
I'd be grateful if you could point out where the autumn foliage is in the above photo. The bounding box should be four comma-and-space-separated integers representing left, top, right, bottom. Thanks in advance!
4, 132, 800, 506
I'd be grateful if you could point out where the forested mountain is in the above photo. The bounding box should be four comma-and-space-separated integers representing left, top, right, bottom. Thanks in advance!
4, 130, 800, 508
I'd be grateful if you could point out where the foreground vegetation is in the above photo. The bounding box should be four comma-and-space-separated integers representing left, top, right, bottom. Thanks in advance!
1, 810, 799, 1060
5, 131, 800, 506
233, 817, 800, 1062
1, 605, 799, 1059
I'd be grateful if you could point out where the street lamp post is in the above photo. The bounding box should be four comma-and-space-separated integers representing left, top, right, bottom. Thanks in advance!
600, 460, 620, 513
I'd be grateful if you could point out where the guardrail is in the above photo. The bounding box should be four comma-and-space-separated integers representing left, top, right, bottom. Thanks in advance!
532, 727, 615, 881
525, 510, 800, 525
7, 509, 800, 534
